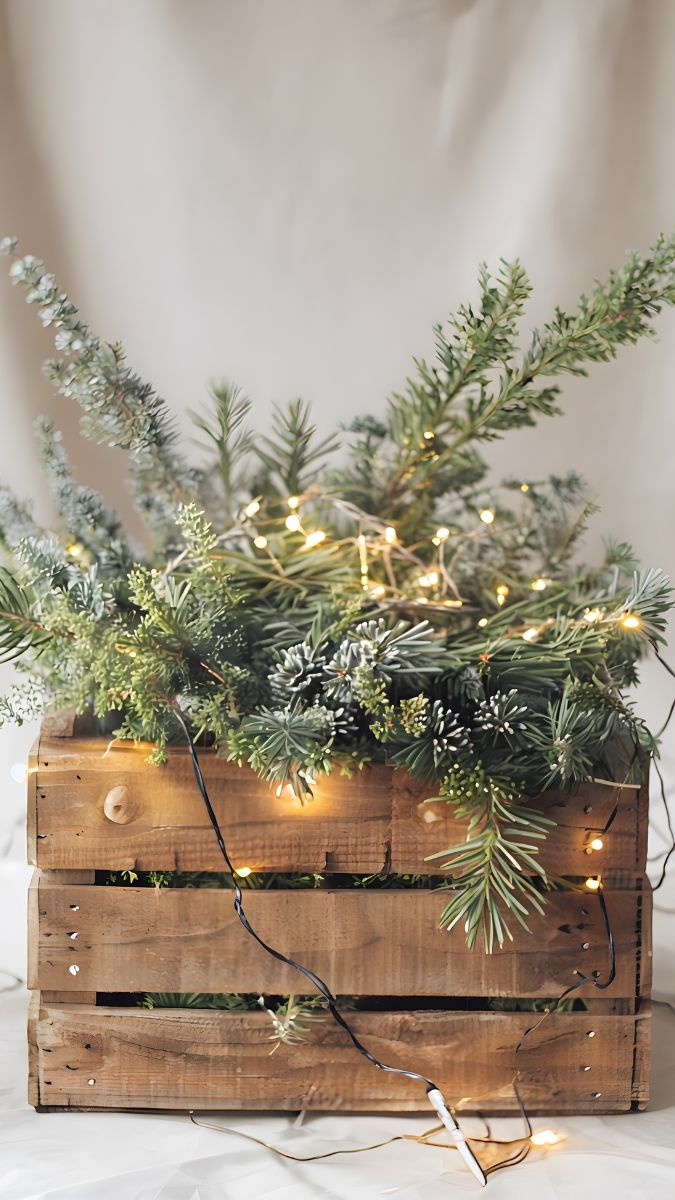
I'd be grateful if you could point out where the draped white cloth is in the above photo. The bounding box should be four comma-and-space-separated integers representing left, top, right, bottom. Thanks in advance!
0, 1, 674, 1195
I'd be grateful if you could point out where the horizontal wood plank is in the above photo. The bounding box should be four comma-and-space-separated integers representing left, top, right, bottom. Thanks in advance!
30, 1004, 645, 1114
31, 877, 642, 998
31, 733, 646, 875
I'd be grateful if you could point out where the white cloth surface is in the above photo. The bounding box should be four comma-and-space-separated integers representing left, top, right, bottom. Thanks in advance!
1, 0, 675, 1194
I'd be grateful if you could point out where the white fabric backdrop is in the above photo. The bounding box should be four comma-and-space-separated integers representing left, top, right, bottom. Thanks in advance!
0, 1, 674, 1196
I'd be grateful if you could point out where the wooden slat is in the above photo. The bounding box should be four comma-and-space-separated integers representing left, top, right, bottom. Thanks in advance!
31, 876, 641, 998
392, 773, 645, 876
30, 1004, 642, 1113
31, 733, 646, 875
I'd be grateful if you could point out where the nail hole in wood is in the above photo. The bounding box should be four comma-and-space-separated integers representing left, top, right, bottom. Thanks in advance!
84, 1043, 91, 1050
587, 1030, 596, 1037
584, 804, 592, 813
69, 964, 80, 975
87, 1078, 96, 1086
591, 1091, 602, 1099
582, 941, 590, 950
70, 904, 79, 911
582, 1065, 591, 1071
68, 932, 78, 940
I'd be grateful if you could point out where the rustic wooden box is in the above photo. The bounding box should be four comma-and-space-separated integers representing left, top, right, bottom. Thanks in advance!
27, 714, 652, 1115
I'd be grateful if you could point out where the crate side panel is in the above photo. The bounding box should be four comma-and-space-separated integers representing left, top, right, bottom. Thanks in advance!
32, 1005, 637, 1113
35, 882, 639, 998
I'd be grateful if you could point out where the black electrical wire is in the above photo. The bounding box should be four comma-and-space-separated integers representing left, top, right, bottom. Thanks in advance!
173, 707, 439, 1093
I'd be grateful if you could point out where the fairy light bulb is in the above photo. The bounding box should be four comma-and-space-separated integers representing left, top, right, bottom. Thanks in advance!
589, 837, 604, 851
522, 627, 539, 642
304, 530, 326, 549
531, 577, 549, 591
384, 526, 397, 544
287, 496, 300, 510
620, 613, 642, 631
520, 483, 530, 493
530, 1129, 566, 1147
478, 617, 488, 628
435, 527, 450, 541
370, 584, 386, 599
65, 542, 83, 558
418, 571, 439, 588
423, 429, 435, 440
585, 876, 601, 891
285, 514, 301, 532
253, 535, 268, 549
243, 499, 260, 518
235, 866, 253, 878
584, 608, 603, 624
496, 583, 509, 606
479, 508, 495, 525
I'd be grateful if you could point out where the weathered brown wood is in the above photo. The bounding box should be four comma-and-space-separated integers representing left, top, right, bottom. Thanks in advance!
30, 870, 97, 1005
26, 735, 40, 865
31, 732, 646, 875
30, 1004, 640, 1114
32, 877, 640, 998
392, 773, 646, 877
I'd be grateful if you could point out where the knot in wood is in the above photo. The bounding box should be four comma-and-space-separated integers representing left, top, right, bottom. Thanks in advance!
103, 785, 139, 824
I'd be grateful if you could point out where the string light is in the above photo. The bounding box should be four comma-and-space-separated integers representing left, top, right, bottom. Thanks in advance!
522, 627, 539, 642
530, 1129, 566, 1147
418, 571, 439, 588
531, 577, 549, 591
520, 483, 530, 493
479, 508, 495, 525
620, 613, 642, 631
423, 429, 435, 440
287, 496, 300, 510
303, 530, 326, 550
285, 514, 302, 532
585, 876, 601, 890
65, 542, 83, 557
589, 837, 604, 851
234, 866, 253, 878
435, 526, 450, 541
253, 535, 268, 549
478, 617, 488, 628
496, 583, 509, 606
584, 608, 603, 623
243, 499, 260, 518
370, 585, 386, 599
384, 526, 397, 544
357, 534, 369, 590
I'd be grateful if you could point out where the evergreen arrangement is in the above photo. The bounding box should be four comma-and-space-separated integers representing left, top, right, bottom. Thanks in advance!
1, 233, 673, 950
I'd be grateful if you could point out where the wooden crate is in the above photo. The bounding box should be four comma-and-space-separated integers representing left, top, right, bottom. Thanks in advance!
27, 714, 652, 1114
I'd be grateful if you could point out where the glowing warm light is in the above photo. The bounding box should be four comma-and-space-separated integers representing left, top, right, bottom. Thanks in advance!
285, 514, 302, 532
584, 608, 603, 624
478, 617, 488, 628
243, 499, 260, 518
479, 508, 495, 525
590, 837, 604, 851
65, 542, 83, 558
423, 429, 435, 440
621, 613, 642, 631
522, 628, 539, 642
304, 530, 326, 549
520, 483, 530, 493
370, 585, 386, 599
496, 583, 509, 607
418, 571, 440, 588
384, 526, 397, 544
10, 762, 27, 784
531, 577, 548, 591
585, 876, 601, 891
235, 866, 253, 878
435, 527, 450, 541
253, 535, 268, 549
530, 1129, 566, 1147
287, 496, 300, 510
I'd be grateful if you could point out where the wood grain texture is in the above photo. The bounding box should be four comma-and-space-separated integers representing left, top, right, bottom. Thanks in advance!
32, 876, 642, 998
29, 1004, 644, 1114
31, 732, 647, 875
